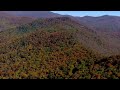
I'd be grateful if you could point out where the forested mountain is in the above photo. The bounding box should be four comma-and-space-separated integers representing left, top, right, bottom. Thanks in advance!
0, 17, 120, 79
0, 11, 120, 79
74, 15, 120, 56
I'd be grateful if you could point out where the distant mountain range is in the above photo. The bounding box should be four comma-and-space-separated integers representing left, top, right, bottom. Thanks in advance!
1, 11, 61, 18
2, 11, 120, 32
0, 11, 120, 55
76, 15, 120, 32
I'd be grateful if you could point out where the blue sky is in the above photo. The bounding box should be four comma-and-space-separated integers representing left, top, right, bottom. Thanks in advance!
52, 11, 120, 17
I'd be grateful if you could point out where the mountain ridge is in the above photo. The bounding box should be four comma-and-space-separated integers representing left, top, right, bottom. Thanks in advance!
1, 11, 62, 18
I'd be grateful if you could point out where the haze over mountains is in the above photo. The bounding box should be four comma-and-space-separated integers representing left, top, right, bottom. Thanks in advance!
76, 15, 120, 32
1, 11, 120, 32
2, 11, 61, 18
1, 11, 120, 55
0, 11, 120, 79
0, 12, 36, 31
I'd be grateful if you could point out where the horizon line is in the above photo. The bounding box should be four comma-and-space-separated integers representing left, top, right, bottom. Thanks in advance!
51, 11, 120, 17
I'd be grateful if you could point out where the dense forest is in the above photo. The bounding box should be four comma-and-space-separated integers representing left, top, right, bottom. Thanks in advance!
0, 12, 120, 79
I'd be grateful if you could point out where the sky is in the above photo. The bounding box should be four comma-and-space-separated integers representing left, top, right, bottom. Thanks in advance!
52, 11, 120, 17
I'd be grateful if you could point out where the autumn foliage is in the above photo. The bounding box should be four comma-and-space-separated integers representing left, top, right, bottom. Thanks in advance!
0, 17, 120, 79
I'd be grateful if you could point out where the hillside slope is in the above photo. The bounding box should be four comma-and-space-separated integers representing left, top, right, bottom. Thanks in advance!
0, 17, 120, 79
0, 12, 35, 31
0, 17, 98, 79
68, 15, 120, 56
